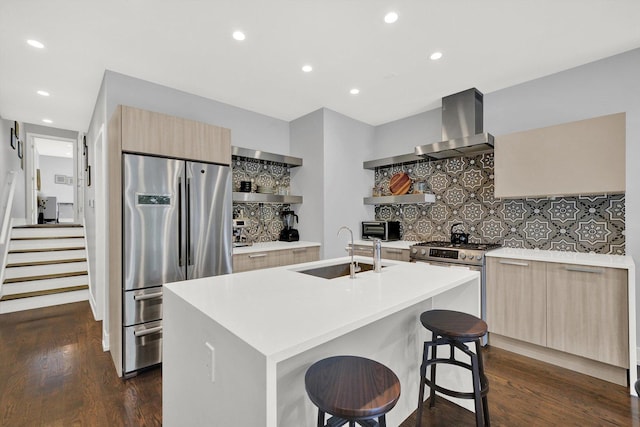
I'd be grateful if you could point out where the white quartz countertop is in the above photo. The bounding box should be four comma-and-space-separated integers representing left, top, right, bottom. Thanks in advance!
164, 256, 479, 362
486, 247, 635, 269
232, 240, 320, 255
353, 240, 418, 249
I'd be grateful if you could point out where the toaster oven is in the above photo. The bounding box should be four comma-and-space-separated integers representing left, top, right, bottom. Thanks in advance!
361, 221, 400, 241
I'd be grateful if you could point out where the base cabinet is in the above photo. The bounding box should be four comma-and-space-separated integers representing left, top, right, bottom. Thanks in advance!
546, 263, 628, 368
486, 258, 547, 347
486, 257, 629, 369
349, 244, 410, 262
233, 246, 319, 273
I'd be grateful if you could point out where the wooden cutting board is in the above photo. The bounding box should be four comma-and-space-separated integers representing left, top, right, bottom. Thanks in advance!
389, 172, 411, 195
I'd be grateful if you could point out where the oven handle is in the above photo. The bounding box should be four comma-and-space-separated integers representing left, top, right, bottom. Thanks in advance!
414, 259, 482, 271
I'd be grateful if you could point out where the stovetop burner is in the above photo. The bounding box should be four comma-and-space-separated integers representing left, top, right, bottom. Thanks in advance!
413, 241, 502, 251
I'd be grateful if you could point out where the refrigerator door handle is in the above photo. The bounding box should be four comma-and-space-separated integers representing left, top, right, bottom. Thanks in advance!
178, 177, 184, 267
187, 177, 193, 266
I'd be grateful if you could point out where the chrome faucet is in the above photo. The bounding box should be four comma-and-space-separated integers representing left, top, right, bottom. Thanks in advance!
338, 226, 358, 278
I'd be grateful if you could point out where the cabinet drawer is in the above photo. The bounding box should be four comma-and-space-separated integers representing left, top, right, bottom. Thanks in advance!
233, 251, 279, 273
381, 247, 409, 262
291, 246, 319, 265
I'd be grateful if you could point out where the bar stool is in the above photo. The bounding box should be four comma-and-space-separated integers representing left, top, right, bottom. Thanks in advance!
416, 310, 490, 427
305, 355, 401, 427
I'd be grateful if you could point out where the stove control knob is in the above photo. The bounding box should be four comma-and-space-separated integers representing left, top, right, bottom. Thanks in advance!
412, 248, 417, 254
459, 252, 466, 260
421, 249, 427, 256
476, 255, 483, 261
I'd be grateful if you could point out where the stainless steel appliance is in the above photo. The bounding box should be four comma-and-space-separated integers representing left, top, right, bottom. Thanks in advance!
410, 241, 501, 343
279, 210, 299, 242
414, 88, 494, 160
122, 153, 232, 375
361, 221, 400, 241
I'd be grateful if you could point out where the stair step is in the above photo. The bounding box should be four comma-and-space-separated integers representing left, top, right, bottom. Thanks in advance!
1, 274, 88, 296
8, 246, 85, 254
0, 285, 88, 301
13, 224, 82, 228
7, 249, 86, 265
4, 263, 88, 282
9, 238, 85, 252
11, 226, 84, 239
7, 258, 86, 268
0, 289, 89, 314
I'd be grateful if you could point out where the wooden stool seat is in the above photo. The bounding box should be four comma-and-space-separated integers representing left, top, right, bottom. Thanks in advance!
417, 310, 490, 427
305, 355, 401, 427
420, 309, 488, 340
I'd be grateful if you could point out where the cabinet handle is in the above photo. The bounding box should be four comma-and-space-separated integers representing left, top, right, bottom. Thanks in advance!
134, 326, 163, 337
384, 249, 403, 254
249, 253, 268, 258
292, 249, 307, 254
564, 266, 604, 274
134, 292, 163, 301
499, 260, 529, 267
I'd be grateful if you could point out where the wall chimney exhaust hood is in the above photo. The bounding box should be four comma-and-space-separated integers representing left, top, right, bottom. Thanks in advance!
415, 88, 494, 160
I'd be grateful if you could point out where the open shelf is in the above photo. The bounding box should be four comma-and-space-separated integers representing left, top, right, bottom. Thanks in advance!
233, 192, 303, 204
363, 193, 435, 205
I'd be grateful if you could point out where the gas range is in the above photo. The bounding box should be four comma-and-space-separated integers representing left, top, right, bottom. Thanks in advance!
410, 241, 502, 266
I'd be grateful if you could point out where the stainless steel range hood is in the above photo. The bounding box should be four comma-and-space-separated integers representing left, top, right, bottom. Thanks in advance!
415, 88, 494, 160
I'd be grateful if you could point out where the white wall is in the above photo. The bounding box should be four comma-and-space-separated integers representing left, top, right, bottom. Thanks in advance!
370, 48, 640, 350
38, 155, 74, 203
0, 117, 24, 219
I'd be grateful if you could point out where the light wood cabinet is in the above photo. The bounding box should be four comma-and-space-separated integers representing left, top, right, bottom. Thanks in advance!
486, 257, 629, 370
486, 257, 547, 346
546, 263, 628, 368
349, 244, 410, 262
494, 113, 625, 198
119, 105, 231, 165
233, 246, 320, 273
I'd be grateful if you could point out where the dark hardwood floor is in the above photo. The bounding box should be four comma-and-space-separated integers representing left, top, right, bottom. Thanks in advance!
1, 301, 639, 426
0, 302, 161, 427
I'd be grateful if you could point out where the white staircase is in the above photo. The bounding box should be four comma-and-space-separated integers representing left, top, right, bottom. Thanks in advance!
0, 224, 89, 314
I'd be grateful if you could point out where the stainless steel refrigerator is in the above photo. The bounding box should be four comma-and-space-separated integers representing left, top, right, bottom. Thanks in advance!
122, 153, 232, 375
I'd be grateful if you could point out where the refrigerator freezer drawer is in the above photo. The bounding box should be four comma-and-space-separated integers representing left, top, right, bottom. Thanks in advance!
124, 320, 162, 374
123, 286, 163, 326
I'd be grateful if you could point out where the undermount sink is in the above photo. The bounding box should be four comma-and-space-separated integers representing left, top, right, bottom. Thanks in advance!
296, 262, 382, 279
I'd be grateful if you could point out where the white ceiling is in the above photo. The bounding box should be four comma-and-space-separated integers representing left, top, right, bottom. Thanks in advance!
1, 0, 640, 132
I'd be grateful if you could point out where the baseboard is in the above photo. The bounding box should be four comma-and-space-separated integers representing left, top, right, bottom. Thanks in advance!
489, 333, 628, 386
102, 330, 110, 352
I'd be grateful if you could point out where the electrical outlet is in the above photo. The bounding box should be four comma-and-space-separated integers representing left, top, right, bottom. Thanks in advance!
205, 342, 215, 383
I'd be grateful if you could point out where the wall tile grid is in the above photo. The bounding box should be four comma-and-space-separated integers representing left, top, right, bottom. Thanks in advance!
232, 157, 292, 242
374, 153, 625, 255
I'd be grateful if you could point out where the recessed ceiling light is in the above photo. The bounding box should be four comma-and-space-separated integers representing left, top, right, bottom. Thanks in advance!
65, 152, 72, 157
430, 51, 443, 61
37, 90, 50, 97
302, 65, 313, 73
27, 39, 45, 49
42, 118, 53, 124
232, 31, 246, 41
350, 88, 360, 95
384, 12, 399, 24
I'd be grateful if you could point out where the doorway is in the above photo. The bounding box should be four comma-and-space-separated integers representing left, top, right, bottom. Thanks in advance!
26, 134, 77, 224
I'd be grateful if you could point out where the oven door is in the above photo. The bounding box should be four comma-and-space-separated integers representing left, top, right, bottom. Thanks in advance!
414, 259, 481, 272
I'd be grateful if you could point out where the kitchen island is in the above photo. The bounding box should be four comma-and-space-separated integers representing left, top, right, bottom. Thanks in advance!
163, 256, 481, 426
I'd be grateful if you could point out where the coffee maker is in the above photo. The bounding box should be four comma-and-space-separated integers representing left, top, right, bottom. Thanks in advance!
279, 210, 300, 242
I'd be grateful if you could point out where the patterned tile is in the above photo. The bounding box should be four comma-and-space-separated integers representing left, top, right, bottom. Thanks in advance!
373, 153, 625, 254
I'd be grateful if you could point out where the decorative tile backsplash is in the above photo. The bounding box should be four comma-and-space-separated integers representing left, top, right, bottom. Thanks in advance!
374, 153, 625, 255
232, 157, 292, 242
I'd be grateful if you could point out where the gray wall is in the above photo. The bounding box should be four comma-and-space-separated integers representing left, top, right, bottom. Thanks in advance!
103, 70, 290, 153
372, 47, 640, 348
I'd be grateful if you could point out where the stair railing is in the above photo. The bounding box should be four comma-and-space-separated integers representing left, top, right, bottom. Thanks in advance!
1, 171, 17, 245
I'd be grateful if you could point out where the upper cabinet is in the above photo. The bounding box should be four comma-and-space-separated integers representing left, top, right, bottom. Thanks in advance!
494, 113, 625, 198
118, 105, 231, 165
